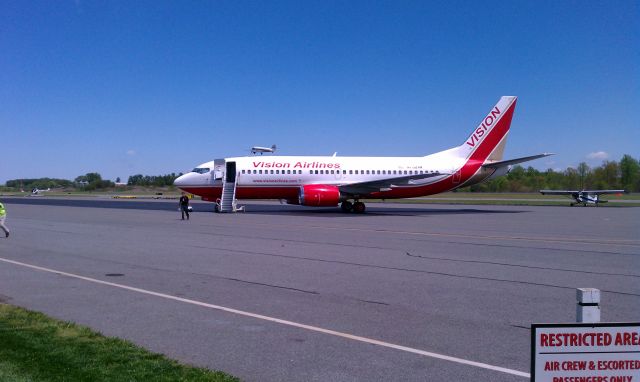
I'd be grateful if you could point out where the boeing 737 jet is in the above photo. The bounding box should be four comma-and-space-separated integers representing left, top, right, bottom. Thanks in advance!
174, 96, 552, 213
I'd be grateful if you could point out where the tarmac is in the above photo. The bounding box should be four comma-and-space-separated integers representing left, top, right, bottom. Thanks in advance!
0, 197, 638, 381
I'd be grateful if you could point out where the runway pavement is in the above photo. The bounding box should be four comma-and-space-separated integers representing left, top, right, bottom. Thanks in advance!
0, 197, 638, 381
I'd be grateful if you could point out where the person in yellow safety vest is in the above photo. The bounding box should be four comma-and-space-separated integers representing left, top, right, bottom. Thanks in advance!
0, 201, 9, 238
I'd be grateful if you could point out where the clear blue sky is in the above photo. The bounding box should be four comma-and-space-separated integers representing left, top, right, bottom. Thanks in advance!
1, 1, 638, 183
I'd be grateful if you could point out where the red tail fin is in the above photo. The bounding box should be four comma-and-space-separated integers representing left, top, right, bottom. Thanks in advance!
456, 96, 517, 162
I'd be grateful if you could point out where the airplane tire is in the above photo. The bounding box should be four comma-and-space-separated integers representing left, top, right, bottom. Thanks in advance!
353, 202, 366, 214
341, 201, 353, 213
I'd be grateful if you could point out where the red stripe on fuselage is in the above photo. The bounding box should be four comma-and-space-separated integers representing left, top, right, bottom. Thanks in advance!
369, 98, 516, 199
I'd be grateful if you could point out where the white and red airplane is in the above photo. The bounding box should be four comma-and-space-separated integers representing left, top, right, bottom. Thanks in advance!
174, 96, 552, 213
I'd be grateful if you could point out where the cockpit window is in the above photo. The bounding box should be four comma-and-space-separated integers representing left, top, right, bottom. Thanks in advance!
191, 167, 210, 174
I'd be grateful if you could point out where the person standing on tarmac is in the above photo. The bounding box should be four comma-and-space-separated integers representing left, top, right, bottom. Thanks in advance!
179, 192, 190, 220
0, 201, 9, 238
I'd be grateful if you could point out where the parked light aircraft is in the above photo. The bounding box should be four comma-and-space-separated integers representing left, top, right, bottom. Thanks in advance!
30, 188, 50, 196
539, 189, 626, 206
174, 96, 552, 213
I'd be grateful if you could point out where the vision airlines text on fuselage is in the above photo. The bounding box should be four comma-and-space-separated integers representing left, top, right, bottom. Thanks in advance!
252, 161, 342, 169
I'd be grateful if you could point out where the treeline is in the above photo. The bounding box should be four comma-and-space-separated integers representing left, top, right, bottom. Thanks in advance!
74, 173, 115, 191
126, 173, 182, 187
464, 154, 640, 193
5, 178, 74, 190
4, 173, 114, 191
4, 172, 182, 190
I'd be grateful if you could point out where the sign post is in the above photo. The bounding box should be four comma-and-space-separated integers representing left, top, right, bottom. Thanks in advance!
577, 288, 601, 323
531, 323, 640, 381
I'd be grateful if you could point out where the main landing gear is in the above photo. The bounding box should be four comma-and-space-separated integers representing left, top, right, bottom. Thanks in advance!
341, 200, 366, 213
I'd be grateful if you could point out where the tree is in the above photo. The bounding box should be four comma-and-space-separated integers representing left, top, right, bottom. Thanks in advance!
619, 155, 640, 192
127, 174, 143, 185
74, 172, 113, 190
127, 173, 182, 187
116, 177, 121, 183
577, 162, 590, 190
86, 173, 102, 183
592, 161, 619, 190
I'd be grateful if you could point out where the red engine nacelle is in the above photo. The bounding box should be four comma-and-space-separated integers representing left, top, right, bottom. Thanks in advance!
299, 184, 341, 207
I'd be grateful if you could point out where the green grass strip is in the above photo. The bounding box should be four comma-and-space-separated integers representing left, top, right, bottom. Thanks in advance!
0, 304, 238, 382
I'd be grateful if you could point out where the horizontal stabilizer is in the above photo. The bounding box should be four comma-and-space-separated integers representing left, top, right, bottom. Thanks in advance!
483, 153, 554, 169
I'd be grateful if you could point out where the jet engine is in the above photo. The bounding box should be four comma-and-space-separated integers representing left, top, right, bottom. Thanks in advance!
298, 184, 341, 207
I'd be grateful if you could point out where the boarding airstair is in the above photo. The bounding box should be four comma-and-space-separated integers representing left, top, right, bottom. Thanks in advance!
218, 161, 243, 213
219, 180, 236, 212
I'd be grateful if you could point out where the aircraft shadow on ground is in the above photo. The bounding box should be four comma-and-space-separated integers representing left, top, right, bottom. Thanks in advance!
235, 204, 527, 217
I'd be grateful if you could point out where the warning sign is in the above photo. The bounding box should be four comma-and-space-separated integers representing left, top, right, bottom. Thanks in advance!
531, 323, 640, 382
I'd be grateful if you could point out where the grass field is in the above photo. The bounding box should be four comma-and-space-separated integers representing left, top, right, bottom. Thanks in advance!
0, 304, 238, 382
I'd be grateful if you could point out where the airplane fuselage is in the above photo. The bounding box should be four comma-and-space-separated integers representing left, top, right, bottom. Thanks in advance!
175, 151, 495, 203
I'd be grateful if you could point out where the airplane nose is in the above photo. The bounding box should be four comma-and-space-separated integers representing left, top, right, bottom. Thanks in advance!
174, 174, 188, 187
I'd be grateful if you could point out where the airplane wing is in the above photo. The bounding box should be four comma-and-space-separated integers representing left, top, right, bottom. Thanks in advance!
581, 190, 627, 195
540, 190, 579, 196
540, 190, 626, 196
483, 153, 554, 169
338, 172, 447, 195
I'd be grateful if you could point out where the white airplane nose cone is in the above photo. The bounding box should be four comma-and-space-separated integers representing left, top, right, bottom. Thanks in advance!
174, 174, 187, 187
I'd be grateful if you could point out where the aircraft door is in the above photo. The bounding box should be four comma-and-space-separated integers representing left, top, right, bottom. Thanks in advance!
226, 161, 236, 183
213, 168, 223, 182
212, 159, 225, 183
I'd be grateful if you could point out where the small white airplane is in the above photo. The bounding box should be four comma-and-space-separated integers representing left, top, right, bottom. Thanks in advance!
175, 96, 552, 213
30, 187, 51, 196
251, 145, 276, 155
540, 189, 626, 206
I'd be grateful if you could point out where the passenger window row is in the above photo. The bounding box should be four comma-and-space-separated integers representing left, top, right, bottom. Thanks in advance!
238, 169, 437, 175
240, 169, 303, 175
306, 170, 435, 175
